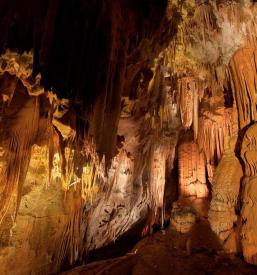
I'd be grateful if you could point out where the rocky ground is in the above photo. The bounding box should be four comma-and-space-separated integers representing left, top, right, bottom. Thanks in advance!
64, 199, 257, 275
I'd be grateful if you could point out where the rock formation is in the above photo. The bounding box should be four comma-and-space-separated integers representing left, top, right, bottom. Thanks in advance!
170, 203, 197, 234
241, 123, 257, 264
178, 139, 208, 199
0, 0, 257, 274
208, 149, 243, 250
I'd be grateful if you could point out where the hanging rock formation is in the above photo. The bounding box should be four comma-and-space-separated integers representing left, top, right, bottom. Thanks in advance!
0, 1, 257, 274
229, 45, 257, 129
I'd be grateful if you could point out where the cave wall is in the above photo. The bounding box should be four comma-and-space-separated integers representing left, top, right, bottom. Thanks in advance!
0, 0, 257, 274
0, 1, 183, 273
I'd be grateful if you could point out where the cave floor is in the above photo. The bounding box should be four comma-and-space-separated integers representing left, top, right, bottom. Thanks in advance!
64, 199, 257, 275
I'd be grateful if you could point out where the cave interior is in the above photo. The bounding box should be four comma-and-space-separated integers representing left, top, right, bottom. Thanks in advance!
1, 0, 257, 274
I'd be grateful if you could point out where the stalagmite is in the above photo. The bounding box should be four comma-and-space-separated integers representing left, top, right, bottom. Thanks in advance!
241, 123, 257, 265
208, 149, 243, 250
170, 203, 197, 234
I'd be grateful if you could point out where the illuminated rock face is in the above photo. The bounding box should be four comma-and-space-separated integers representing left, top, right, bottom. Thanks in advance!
0, 144, 84, 274
179, 77, 195, 130
229, 46, 257, 129
228, 42, 257, 264
86, 149, 143, 251
178, 140, 208, 199
208, 150, 243, 249
0, 47, 181, 274
178, 77, 201, 140
198, 107, 232, 169
0, 1, 257, 274
0, 72, 40, 224
241, 123, 257, 265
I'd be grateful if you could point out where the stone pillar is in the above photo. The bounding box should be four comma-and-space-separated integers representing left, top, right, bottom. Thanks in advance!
178, 140, 208, 199
208, 150, 243, 251
241, 123, 257, 264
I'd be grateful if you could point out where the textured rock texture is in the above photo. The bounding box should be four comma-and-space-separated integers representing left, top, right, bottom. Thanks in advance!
0, 1, 257, 274
170, 203, 197, 234
208, 150, 243, 247
241, 123, 257, 265
229, 45, 257, 129
178, 140, 208, 199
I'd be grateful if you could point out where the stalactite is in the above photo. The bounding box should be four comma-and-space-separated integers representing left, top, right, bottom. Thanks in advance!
179, 77, 194, 129
178, 76, 200, 140
194, 2, 218, 43
0, 53, 41, 222
163, 91, 174, 128
198, 106, 232, 168
149, 143, 166, 216
229, 44, 257, 129
193, 82, 199, 141
0, 50, 33, 78
81, 161, 99, 203
0, 91, 39, 223
82, 138, 106, 183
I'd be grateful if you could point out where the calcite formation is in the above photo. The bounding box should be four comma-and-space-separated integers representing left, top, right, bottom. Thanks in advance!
170, 203, 197, 234
229, 45, 257, 129
0, 1, 257, 274
179, 77, 195, 130
241, 123, 257, 265
208, 149, 243, 245
178, 140, 208, 199
198, 106, 233, 183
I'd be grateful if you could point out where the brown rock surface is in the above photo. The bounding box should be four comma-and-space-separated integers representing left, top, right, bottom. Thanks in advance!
63, 203, 257, 275
241, 123, 257, 265
208, 150, 243, 248
0, 1, 257, 274
178, 140, 208, 199
170, 203, 197, 233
